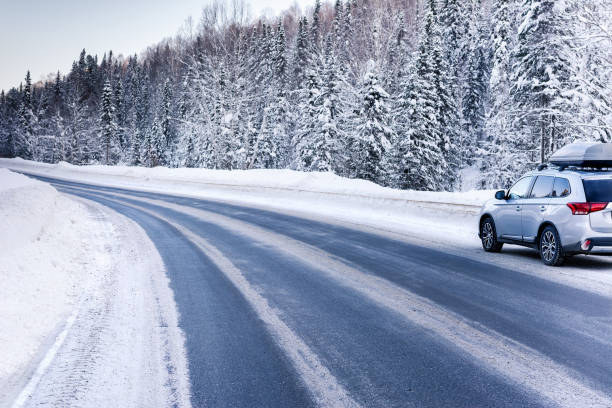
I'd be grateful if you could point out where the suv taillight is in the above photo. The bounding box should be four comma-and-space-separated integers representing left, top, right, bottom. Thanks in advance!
567, 202, 609, 215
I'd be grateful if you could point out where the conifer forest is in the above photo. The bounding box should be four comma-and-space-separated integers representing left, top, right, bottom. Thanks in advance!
0, 0, 610, 191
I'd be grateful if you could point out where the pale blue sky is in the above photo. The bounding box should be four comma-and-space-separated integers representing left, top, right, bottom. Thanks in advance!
0, 0, 314, 92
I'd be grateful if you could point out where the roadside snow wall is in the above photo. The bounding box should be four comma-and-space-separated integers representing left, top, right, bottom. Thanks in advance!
0, 169, 107, 400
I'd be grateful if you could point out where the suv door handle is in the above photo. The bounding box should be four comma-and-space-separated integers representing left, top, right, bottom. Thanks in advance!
539, 205, 546, 212
515, 205, 521, 212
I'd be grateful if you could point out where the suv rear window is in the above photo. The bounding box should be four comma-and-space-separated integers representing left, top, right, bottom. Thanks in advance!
583, 179, 612, 202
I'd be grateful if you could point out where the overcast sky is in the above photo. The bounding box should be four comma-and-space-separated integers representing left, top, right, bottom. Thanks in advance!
0, 0, 314, 92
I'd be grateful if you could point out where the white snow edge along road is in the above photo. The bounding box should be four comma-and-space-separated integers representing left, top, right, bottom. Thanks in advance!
0, 158, 489, 240
0, 169, 191, 408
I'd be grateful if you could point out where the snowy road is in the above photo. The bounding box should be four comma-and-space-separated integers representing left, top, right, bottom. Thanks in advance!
23, 174, 612, 407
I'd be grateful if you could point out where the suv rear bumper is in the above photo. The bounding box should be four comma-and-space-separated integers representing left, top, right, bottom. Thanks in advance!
564, 237, 612, 255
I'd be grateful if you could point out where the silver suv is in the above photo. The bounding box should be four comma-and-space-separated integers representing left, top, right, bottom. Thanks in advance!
479, 143, 612, 266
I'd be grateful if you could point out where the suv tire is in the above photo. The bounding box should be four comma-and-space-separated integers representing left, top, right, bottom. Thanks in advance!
480, 217, 503, 253
539, 225, 565, 266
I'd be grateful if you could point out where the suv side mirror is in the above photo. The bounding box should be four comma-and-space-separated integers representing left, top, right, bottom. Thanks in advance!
495, 190, 507, 200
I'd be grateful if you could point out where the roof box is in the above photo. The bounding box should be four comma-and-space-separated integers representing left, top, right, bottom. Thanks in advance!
549, 143, 612, 168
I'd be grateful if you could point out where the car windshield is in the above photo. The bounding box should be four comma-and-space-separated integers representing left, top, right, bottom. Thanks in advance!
583, 179, 612, 202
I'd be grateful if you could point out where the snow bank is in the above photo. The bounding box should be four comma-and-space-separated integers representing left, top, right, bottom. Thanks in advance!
0, 169, 111, 400
0, 159, 494, 247
0, 158, 494, 207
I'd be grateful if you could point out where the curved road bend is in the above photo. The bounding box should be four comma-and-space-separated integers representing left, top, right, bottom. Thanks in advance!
26, 174, 612, 408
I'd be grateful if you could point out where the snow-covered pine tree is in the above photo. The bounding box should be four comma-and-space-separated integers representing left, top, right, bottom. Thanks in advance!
211, 62, 242, 170
160, 78, 175, 166
183, 131, 197, 168
132, 71, 150, 165
16, 71, 35, 159
428, 0, 461, 191
480, 0, 520, 188
333, 0, 344, 40
293, 17, 311, 90
461, 8, 491, 168
64, 86, 84, 164
33, 83, 53, 162
153, 117, 165, 167
396, 1, 447, 191
568, 0, 612, 142
143, 117, 164, 167
511, 0, 578, 166
2, 89, 21, 159
293, 68, 333, 172
440, 0, 466, 86
311, 0, 322, 52
320, 34, 351, 174
113, 79, 126, 154
334, 0, 354, 79
254, 21, 291, 169
384, 12, 409, 98
354, 65, 393, 184
99, 80, 116, 164
132, 128, 143, 166
0, 91, 9, 157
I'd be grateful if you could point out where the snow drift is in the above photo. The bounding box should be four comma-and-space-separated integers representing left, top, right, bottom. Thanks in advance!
0, 158, 493, 207
0, 169, 104, 394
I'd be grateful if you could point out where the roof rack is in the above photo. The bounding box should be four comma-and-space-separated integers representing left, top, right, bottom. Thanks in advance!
536, 163, 611, 172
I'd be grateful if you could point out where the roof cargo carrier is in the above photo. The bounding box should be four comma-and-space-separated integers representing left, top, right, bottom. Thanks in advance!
549, 143, 612, 169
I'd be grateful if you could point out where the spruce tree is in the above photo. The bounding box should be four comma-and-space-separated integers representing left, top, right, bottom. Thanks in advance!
396, 1, 447, 191
114, 79, 126, 151
354, 67, 393, 184
0, 91, 7, 157
311, 0, 322, 51
511, 0, 577, 165
16, 72, 35, 160
461, 11, 491, 168
255, 21, 290, 169
160, 78, 174, 165
132, 128, 143, 166
294, 68, 332, 172
429, 0, 460, 190
99, 80, 116, 164
293, 17, 310, 89
481, 0, 518, 188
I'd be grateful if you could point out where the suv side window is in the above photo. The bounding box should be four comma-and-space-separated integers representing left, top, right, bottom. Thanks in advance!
552, 177, 571, 198
508, 177, 535, 200
529, 176, 555, 199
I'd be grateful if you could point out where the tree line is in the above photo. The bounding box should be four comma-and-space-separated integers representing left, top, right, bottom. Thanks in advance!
0, 0, 610, 191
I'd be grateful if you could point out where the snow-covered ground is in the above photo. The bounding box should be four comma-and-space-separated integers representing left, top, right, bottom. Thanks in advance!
0, 169, 190, 407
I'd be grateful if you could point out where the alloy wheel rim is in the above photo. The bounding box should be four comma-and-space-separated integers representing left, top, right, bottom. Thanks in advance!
483, 222, 493, 249
541, 231, 557, 262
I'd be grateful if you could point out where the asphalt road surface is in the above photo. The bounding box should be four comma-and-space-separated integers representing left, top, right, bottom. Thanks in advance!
24, 174, 612, 408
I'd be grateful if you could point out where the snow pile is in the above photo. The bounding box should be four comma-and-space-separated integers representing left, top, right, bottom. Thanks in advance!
0, 169, 110, 399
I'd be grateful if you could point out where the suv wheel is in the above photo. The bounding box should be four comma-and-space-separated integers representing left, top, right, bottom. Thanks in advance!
539, 225, 565, 266
480, 217, 503, 252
